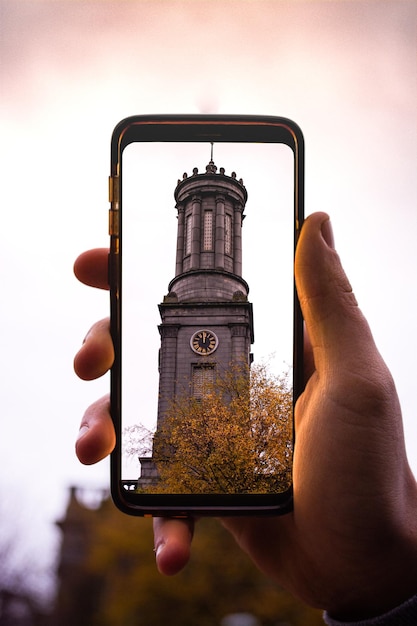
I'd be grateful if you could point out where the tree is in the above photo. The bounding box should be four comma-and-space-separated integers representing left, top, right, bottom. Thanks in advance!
125, 362, 293, 495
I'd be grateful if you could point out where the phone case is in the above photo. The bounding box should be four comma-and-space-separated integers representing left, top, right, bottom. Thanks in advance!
109, 114, 304, 516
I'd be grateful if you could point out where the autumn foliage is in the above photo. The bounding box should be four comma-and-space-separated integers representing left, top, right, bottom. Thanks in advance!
125, 362, 293, 495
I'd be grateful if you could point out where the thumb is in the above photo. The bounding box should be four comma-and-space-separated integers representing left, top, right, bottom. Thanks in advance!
295, 212, 377, 374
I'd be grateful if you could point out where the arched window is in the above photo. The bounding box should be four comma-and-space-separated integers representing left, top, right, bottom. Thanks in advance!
185, 213, 192, 255
203, 210, 213, 250
225, 213, 232, 255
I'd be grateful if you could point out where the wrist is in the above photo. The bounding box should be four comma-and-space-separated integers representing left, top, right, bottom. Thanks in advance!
327, 474, 417, 621
326, 541, 417, 621
324, 593, 417, 626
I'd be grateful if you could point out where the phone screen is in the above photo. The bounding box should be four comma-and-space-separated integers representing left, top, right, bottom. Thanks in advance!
110, 117, 304, 514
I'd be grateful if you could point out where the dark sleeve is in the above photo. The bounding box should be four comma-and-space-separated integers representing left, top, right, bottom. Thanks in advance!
323, 594, 417, 626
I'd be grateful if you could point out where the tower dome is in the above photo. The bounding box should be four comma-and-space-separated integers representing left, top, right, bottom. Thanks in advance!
168, 161, 249, 303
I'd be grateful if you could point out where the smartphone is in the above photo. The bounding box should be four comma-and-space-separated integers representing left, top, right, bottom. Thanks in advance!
109, 115, 304, 516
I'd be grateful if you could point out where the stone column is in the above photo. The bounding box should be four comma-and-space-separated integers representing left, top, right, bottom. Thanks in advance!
175, 203, 185, 276
233, 203, 243, 276
230, 324, 249, 364
156, 325, 179, 429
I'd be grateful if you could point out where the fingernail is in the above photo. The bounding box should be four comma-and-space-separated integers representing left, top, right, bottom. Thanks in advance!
321, 218, 335, 249
77, 425, 89, 441
82, 329, 92, 345
155, 543, 165, 559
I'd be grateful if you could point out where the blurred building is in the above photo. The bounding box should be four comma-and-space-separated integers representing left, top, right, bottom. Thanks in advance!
51, 487, 108, 626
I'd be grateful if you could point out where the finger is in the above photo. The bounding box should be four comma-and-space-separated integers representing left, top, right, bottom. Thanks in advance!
74, 248, 109, 290
74, 318, 114, 380
295, 212, 376, 372
153, 517, 194, 576
76, 394, 115, 465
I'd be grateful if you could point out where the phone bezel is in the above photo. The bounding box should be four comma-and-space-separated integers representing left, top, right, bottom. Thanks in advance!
109, 114, 304, 517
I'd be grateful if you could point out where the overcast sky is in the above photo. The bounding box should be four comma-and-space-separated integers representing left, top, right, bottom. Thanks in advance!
1, 0, 416, 598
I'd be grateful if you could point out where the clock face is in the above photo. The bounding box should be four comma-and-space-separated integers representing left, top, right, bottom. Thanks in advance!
191, 329, 218, 355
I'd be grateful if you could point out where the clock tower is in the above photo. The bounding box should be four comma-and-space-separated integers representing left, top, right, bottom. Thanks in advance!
138, 158, 254, 485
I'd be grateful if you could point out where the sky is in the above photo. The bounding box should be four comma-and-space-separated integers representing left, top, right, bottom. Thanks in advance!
1, 0, 416, 601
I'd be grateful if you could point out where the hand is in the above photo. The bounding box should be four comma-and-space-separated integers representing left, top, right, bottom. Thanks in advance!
73, 214, 417, 620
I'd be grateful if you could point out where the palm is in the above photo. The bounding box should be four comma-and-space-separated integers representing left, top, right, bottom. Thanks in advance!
222, 363, 403, 610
